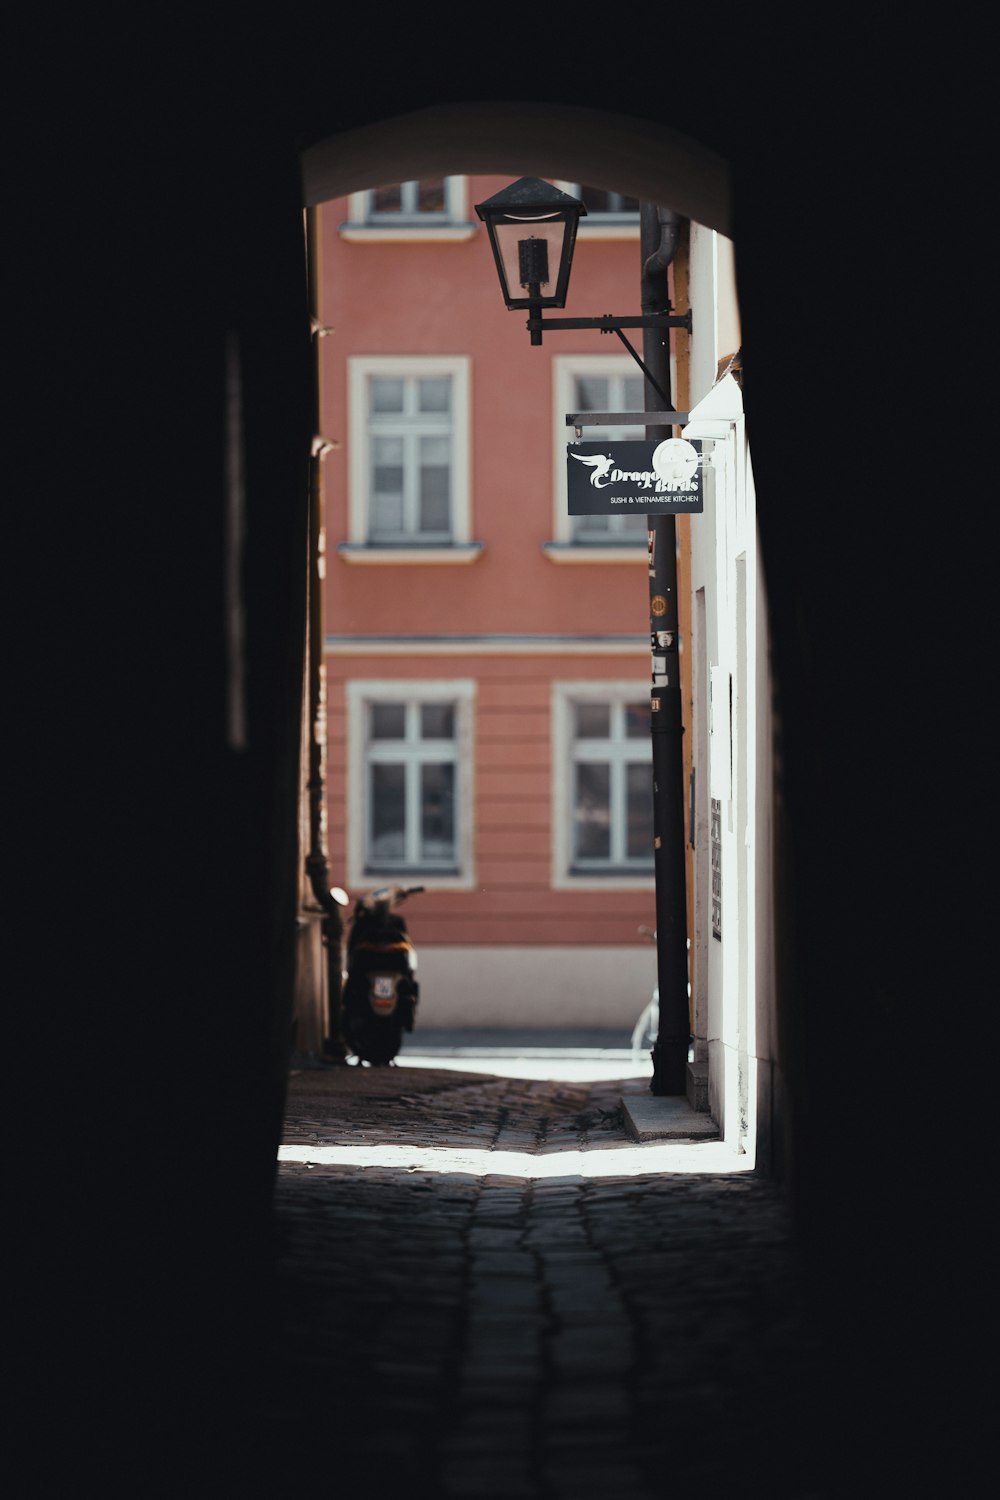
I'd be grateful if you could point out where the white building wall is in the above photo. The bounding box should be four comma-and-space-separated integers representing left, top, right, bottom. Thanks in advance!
685, 219, 775, 1164
412, 946, 658, 1031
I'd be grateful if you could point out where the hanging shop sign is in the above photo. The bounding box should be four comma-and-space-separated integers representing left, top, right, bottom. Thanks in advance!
567, 438, 704, 515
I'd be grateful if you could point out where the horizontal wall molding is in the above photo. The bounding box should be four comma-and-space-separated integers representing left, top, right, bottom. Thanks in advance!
411, 945, 658, 1029
326, 634, 648, 656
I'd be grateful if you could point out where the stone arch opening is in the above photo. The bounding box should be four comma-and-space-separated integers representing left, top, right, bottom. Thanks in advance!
298, 99, 749, 1123
301, 100, 732, 232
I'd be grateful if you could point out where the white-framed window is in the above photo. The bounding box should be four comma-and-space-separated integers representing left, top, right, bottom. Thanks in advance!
552, 683, 655, 888
550, 355, 647, 551
346, 680, 475, 889
556, 182, 640, 238
345, 356, 473, 555
340, 178, 474, 241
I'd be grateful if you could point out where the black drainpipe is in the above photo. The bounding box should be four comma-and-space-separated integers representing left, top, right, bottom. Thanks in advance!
640, 202, 691, 1096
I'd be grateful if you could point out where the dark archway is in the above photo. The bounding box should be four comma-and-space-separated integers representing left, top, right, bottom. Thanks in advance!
17, 28, 982, 1488
301, 101, 731, 234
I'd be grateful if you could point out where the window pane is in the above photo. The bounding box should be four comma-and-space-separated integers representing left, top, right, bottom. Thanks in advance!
370, 703, 406, 740
370, 492, 403, 536
626, 763, 654, 860
579, 186, 638, 214
370, 764, 406, 861
365, 368, 460, 544
373, 434, 404, 469
372, 436, 404, 535
418, 376, 451, 413
417, 178, 446, 212
625, 702, 651, 738
575, 375, 609, 410
420, 703, 455, 739
574, 763, 610, 860
574, 513, 645, 541
575, 514, 614, 539
618, 513, 648, 536
575, 703, 610, 738
371, 378, 404, 413
419, 487, 449, 534
624, 376, 644, 409
421, 762, 455, 860
419, 435, 450, 533
372, 184, 402, 213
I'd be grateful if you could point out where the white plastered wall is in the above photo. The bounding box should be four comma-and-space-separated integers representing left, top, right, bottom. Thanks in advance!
685, 220, 773, 1162
412, 946, 659, 1030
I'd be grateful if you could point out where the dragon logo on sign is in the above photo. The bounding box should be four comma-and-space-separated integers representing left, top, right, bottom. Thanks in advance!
570, 438, 700, 492
569, 450, 616, 487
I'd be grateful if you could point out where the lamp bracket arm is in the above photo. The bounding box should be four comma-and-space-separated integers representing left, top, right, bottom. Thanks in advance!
525, 313, 691, 334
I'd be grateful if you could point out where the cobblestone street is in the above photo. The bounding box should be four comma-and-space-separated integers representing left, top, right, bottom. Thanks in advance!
261, 1061, 835, 1498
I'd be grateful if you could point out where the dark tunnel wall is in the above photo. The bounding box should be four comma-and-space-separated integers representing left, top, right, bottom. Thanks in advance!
13, 12, 987, 1491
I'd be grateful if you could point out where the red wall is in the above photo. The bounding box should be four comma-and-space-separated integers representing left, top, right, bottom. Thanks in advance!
319, 178, 657, 948
318, 178, 651, 635
326, 652, 655, 947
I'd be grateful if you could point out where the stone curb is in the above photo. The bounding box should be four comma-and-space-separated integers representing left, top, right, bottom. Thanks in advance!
621, 1095, 720, 1141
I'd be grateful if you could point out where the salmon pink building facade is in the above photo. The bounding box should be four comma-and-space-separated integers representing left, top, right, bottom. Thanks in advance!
314, 175, 675, 1030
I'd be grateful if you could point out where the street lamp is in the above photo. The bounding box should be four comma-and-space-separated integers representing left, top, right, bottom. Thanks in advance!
473, 176, 584, 337
476, 178, 690, 388
475, 178, 692, 1096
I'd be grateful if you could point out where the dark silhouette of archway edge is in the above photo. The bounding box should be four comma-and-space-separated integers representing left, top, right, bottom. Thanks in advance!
301, 100, 732, 237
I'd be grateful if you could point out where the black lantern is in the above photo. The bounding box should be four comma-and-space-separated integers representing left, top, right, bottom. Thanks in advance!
474, 177, 586, 314
475, 177, 690, 366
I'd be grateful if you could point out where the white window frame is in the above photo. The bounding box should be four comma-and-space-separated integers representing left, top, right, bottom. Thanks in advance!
555, 182, 640, 240
551, 682, 655, 890
346, 680, 476, 891
549, 355, 649, 556
345, 356, 474, 561
340, 177, 475, 242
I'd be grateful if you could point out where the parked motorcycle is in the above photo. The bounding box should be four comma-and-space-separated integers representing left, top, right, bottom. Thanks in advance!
330, 884, 423, 1065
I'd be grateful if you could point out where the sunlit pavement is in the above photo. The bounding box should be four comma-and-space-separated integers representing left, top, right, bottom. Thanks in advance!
394, 1026, 663, 1081
277, 1137, 750, 1177
395, 1050, 652, 1081
263, 1045, 836, 1497
287, 1032, 734, 1174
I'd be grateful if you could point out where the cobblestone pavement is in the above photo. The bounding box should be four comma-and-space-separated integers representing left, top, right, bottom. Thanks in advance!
256, 1062, 840, 1499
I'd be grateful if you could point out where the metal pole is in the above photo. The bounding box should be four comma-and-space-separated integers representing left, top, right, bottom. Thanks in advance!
640, 202, 690, 1095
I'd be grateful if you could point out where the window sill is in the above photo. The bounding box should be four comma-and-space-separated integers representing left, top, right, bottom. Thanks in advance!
338, 543, 483, 565
338, 223, 479, 243
542, 542, 646, 564
553, 870, 655, 891
356, 871, 475, 892
576, 221, 641, 240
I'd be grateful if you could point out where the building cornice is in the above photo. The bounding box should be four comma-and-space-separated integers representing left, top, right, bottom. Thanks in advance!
325, 634, 648, 656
